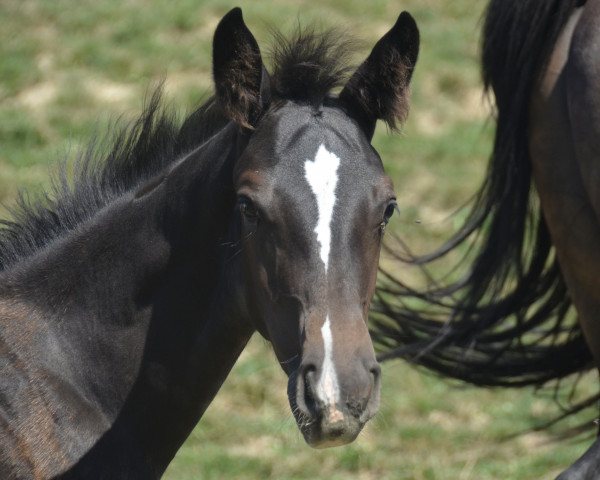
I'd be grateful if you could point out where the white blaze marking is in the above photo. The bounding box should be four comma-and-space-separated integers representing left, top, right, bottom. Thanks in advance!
304, 144, 343, 422
304, 144, 340, 271
318, 316, 343, 422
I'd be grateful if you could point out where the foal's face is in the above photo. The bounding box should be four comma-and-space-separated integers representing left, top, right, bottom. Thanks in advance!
213, 6, 418, 448
234, 104, 396, 447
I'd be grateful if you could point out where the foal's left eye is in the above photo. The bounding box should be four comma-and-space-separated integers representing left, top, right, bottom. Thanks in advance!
380, 201, 398, 231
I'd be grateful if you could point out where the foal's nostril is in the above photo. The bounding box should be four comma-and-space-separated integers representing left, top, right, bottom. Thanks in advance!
303, 366, 316, 399
296, 363, 317, 416
370, 364, 381, 386
359, 363, 382, 423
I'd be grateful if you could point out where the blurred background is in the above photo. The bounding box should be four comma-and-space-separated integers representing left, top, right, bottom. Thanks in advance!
1, 0, 596, 478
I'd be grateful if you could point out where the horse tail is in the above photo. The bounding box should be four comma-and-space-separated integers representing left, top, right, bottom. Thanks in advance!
371, 0, 595, 398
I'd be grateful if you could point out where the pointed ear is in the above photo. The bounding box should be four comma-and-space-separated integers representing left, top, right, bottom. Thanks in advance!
339, 12, 419, 140
212, 8, 271, 129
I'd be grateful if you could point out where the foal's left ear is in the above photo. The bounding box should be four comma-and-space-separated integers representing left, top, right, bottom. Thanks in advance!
213, 8, 271, 129
339, 12, 419, 140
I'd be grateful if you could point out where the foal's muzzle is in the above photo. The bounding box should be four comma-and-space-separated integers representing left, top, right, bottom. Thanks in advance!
289, 357, 381, 448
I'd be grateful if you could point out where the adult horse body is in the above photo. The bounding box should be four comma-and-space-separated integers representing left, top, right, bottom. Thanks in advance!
528, 1, 600, 476
0, 8, 419, 479
370, 0, 600, 478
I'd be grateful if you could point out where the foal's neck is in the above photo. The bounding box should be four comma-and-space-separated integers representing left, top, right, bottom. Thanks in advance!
3, 122, 255, 477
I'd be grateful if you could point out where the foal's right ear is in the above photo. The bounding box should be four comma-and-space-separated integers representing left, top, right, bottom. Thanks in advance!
213, 8, 271, 129
339, 12, 419, 140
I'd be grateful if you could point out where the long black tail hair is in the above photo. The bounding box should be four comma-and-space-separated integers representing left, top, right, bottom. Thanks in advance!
371, 0, 598, 422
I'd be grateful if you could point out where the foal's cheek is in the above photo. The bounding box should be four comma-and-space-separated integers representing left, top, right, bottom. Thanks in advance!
239, 250, 266, 328
350, 235, 383, 307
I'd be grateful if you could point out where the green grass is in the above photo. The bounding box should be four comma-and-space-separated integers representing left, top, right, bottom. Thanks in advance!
0, 0, 596, 478
164, 337, 597, 480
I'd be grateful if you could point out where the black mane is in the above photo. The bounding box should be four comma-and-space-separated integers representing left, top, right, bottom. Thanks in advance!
0, 91, 227, 270
0, 24, 361, 270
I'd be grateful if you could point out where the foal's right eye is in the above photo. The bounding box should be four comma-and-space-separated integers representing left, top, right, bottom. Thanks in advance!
239, 197, 260, 224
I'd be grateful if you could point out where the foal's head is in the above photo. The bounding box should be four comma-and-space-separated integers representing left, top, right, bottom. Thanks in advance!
213, 8, 419, 448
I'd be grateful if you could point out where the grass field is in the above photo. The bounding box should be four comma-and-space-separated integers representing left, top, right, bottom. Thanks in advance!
1, 0, 597, 478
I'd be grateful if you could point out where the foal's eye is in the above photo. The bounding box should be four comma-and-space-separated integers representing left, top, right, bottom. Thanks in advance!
380, 201, 398, 232
239, 197, 260, 223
